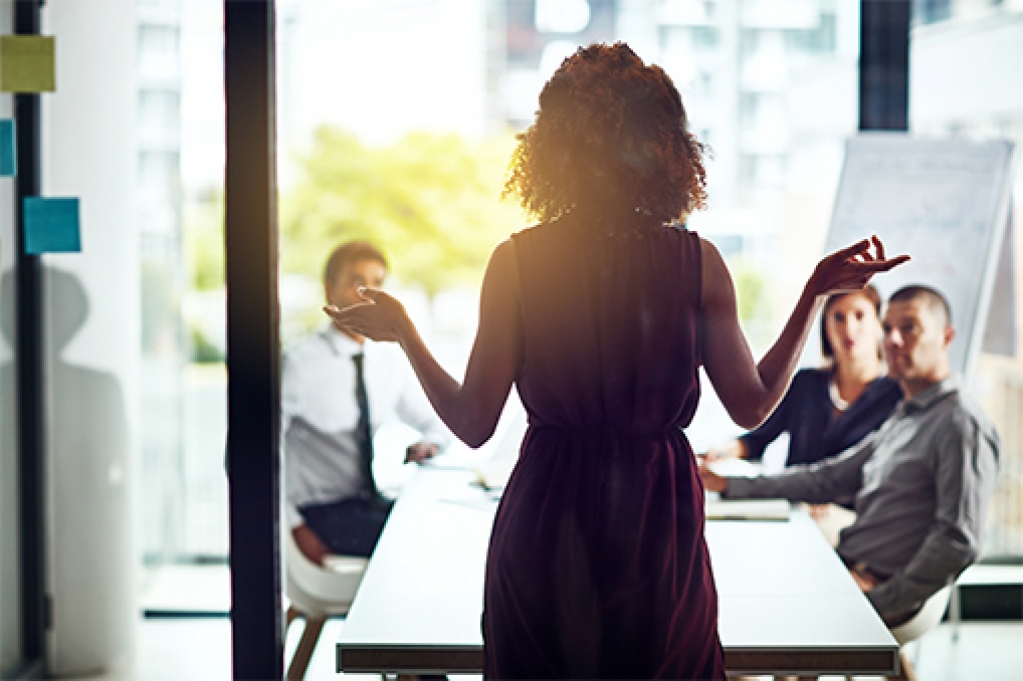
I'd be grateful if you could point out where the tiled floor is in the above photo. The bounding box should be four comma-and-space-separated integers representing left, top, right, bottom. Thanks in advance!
63, 615, 1022, 681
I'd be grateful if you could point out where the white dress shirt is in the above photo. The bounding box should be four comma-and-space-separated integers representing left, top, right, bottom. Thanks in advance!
281, 324, 449, 529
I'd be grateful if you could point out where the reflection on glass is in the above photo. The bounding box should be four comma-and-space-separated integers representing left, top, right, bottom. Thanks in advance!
1, 194, 23, 675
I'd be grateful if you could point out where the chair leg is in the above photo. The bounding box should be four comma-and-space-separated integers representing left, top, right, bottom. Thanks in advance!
948, 582, 962, 644
886, 649, 918, 681
287, 615, 326, 681
285, 605, 300, 630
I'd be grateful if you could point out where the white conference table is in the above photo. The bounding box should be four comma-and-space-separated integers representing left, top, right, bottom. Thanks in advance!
336, 468, 898, 678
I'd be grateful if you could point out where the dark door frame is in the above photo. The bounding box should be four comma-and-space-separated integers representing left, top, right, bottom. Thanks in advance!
10, 0, 47, 678
223, 1, 283, 679
859, 0, 911, 131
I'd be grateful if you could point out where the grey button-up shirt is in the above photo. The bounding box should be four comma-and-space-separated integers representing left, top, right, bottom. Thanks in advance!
725, 377, 1000, 623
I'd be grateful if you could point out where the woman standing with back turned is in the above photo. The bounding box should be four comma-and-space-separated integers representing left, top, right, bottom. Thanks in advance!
329, 43, 908, 680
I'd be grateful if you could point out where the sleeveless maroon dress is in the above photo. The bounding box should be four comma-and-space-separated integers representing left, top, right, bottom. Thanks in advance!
482, 220, 726, 679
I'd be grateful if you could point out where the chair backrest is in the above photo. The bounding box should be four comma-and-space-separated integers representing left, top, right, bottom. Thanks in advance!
284, 529, 368, 617
890, 585, 953, 646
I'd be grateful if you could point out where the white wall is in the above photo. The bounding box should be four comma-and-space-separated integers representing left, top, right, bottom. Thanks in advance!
277, 0, 486, 160
911, 12, 1023, 129
41, 1, 139, 675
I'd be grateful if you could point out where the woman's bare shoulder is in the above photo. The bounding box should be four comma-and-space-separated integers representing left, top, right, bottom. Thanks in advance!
481, 238, 522, 296
697, 235, 724, 263
698, 236, 734, 308
490, 236, 517, 264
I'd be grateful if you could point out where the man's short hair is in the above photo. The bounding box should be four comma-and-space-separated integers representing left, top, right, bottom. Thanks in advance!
888, 284, 952, 327
323, 241, 388, 286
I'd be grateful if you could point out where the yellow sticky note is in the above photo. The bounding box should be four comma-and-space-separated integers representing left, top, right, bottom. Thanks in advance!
0, 35, 56, 93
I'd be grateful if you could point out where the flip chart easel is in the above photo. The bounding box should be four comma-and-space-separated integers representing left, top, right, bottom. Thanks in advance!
822, 133, 1017, 380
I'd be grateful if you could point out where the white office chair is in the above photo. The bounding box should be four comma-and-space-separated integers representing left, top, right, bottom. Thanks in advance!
885, 585, 953, 681
284, 529, 368, 680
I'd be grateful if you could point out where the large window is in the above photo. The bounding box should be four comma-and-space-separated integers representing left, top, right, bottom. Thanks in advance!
139, 0, 1023, 592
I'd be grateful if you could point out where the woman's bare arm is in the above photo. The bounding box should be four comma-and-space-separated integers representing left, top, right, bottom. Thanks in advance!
327, 239, 523, 448
700, 236, 907, 430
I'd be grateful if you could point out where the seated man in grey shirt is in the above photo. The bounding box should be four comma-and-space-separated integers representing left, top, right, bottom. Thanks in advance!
700, 285, 999, 626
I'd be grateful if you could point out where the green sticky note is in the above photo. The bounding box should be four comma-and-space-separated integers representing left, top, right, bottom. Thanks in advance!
0, 35, 56, 93
24, 197, 81, 254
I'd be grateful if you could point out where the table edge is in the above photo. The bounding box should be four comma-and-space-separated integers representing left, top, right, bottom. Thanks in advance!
337, 643, 900, 676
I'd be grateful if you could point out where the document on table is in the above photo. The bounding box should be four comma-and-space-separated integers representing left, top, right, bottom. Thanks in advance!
705, 497, 791, 521
421, 448, 489, 470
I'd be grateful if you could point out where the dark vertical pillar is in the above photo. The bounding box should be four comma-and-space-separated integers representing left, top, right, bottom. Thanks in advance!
224, 1, 282, 679
859, 0, 911, 130
14, 0, 46, 668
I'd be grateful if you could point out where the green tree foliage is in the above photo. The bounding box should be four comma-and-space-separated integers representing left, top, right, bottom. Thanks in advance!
141, 260, 181, 353
280, 127, 526, 296
732, 258, 766, 323
729, 256, 773, 351
184, 190, 225, 291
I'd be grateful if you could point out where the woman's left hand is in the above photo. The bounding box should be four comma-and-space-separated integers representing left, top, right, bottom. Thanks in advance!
324, 286, 411, 344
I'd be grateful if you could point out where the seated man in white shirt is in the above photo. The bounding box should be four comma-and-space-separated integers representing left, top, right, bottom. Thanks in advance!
283, 240, 449, 564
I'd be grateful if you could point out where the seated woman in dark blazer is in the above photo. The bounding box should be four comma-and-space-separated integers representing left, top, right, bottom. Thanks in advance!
706, 284, 902, 470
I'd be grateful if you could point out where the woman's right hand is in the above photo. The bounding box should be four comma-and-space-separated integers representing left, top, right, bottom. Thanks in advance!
324, 286, 412, 345
808, 235, 909, 298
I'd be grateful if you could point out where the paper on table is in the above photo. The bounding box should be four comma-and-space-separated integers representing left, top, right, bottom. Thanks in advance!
706, 457, 761, 478
705, 498, 791, 521
438, 491, 500, 513
421, 446, 489, 471
472, 458, 515, 491
0, 35, 56, 93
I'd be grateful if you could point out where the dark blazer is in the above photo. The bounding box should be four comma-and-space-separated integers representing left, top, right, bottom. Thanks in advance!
740, 368, 903, 468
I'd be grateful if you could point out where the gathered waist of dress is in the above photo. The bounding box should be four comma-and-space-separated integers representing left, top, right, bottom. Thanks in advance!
528, 422, 686, 440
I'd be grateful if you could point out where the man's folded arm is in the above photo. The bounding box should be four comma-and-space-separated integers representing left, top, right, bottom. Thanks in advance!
724, 434, 875, 504
866, 413, 999, 621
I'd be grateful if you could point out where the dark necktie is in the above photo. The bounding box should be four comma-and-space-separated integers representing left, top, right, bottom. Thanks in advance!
352, 352, 380, 502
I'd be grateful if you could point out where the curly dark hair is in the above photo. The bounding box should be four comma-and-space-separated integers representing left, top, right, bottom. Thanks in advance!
504, 42, 707, 230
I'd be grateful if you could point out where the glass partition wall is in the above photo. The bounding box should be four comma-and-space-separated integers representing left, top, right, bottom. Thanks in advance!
5, 0, 1020, 677
146, 0, 1023, 603
0, 0, 23, 667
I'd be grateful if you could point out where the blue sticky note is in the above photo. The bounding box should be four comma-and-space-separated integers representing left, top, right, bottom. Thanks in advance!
24, 197, 81, 254
0, 119, 14, 176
